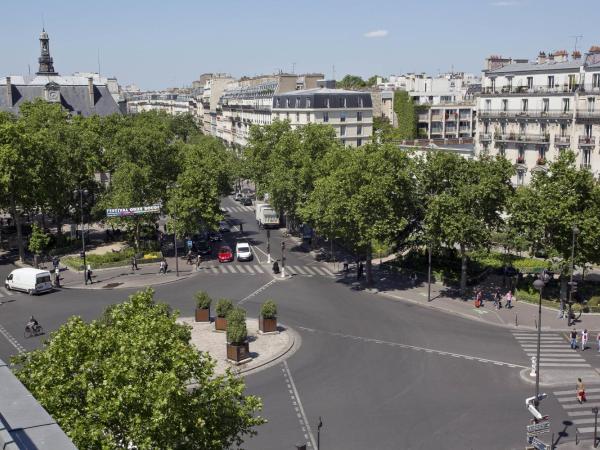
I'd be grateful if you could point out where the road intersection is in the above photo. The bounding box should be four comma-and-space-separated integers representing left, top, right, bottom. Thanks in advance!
0, 195, 598, 448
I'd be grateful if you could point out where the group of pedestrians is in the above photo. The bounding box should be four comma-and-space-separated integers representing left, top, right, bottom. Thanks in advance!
569, 328, 600, 351
474, 289, 514, 309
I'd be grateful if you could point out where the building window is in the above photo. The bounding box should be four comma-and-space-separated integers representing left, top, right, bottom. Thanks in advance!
490, 78, 496, 91
593, 74, 600, 89
340, 112, 346, 122
542, 98, 549, 112
501, 123, 506, 134
286, 112, 289, 120
340, 125, 346, 136
563, 98, 570, 112
517, 170, 525, 186
325, 98, 330, 108
295, 98, 300, 108
583, 149, 591, 168
306, 113, 310, 122
520, 123, 526, 134
502, 99, 508, 112
276, 98, 281, 108
357, 125, 362, 136
547, 76, 555, 88
540, 123, 547, 134
486, 99, 492, 111
341, 97, 347, 108
323, 112, 329, 122
357, 138, 362, 147
585, 124, 593, 138
568, 74, 577, 90
296, 112, 300, 122
357, 111, 363, 121
588, 98, 596, 112
522, 99, 528, 112
498, 145, 505, 157
560, 123, 567, 136
358, 97, 363, 107
286, 98, 290, 108
306, 98, 311, 108
527, 77, 533, 90
539, 146, 546, 160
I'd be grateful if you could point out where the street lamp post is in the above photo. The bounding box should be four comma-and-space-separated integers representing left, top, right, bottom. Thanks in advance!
533, 272, 550, 404
74, 188, 88, 285
427, 243, 432, 302
567, 226, 580, 323
281, 241, 286, 278
173, 214, 179, 277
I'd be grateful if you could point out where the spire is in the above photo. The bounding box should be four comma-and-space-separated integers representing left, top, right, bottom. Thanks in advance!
36, 29, 58, 76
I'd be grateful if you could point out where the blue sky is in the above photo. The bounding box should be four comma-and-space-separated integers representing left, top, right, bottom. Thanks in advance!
2, 0, 598, 90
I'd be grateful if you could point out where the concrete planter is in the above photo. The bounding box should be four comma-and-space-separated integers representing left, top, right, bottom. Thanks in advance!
215, 317, 227, 331
195, 308, 210, 322
227, 341, 250, 362
259, 316, 277, 333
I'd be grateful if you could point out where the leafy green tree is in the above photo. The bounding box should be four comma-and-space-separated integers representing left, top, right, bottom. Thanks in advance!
170, 113, 201, 142
301, 142, 418, 284
508, 151, 600, 304
373, 116, 396, 142
337, 75, 367, 90
12, 289, 265, 449
366, 75, 383, 86
28, 223, 50, 266
422, 153, 515, 294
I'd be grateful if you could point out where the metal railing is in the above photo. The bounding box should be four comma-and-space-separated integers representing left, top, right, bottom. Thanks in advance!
479, 110, 572, 119
495, 133, 549, 143
579, 136, 596, 146
554, 135, 570, 145
481, 85, 580, 95
576, 111, 600, 119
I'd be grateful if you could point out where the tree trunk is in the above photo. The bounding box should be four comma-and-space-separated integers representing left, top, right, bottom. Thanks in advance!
366, 244, 373, 286
55, 216, 63, 245
10, 193, 24, 263
459, 244, 467, 297
135, 219, 140, 250
560, 276, 568, 310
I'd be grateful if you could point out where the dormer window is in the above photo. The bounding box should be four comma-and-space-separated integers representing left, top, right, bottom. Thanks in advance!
306, 98, 311, 108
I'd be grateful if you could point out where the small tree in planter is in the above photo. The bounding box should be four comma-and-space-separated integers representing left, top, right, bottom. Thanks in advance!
29, 224, 50, 268
194, 291, 212, 322
215, 298, 233, 331
259, 300, 278, 333
226, 307, 249, 363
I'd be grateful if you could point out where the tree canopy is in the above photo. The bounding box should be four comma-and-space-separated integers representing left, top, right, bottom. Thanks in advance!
12, 289, 265, 449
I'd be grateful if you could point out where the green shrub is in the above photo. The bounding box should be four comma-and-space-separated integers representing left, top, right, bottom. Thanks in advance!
260, 300, 277, 319
227, 319, 247, 345
216, 299, 233, 318
195, 291, 212, 309
227, 307, 246, 324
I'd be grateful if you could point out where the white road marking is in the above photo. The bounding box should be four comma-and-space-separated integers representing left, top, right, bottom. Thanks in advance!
303, 267, 317, 275
283, 361, 317, 449
310, 267, 327, 276
245, 265, 256, 274
296, 326, 528, 369
237, 278, 278, 305
0, 324, 25, 354
236, 265, 248, 274
250, 244, 266, 263
320, 267, 334, 276
253, 265, 264, 274
556, 387, 600, 395
225, 265, 237, 274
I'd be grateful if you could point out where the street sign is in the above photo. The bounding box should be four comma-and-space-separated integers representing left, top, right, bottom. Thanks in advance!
527, 436, 550, 450
187, 240, 193, 249
527, 420, 551, 437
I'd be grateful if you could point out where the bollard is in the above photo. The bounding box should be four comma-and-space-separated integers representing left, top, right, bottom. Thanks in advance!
530, 356, 537, 377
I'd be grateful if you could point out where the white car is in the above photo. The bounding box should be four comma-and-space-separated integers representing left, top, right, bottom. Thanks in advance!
235, 242, 253, 261
5, 268, 53, 295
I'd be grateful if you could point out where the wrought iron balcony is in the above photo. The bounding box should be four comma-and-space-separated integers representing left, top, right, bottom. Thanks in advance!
554, 135, 570, 146
481, 84, 580, 96
479, 133, 492, 142
579, 136, 596, 146
479, 110, 572, 120
495, 133, 549, 143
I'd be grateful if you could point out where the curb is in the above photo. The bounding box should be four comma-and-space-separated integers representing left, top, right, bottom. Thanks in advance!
59, 271, 198, 290
235, 322, 301, 377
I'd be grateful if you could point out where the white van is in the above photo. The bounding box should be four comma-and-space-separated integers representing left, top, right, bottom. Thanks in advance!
5, 268, 53, 295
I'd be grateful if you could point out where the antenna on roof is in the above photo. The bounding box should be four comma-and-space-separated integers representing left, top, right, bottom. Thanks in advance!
570, 35, 584, 52
97, 48, 101, 77
292, 62, 296, 74
41, 13, 45, 30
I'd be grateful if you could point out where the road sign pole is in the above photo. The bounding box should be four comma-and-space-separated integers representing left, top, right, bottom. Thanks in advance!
593, 406, 599, 448
281, 241, 285, 278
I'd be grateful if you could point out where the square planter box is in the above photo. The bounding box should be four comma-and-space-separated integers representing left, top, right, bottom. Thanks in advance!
215, 317, 227, 331
195, 308, 210, 322
259, 317, 277, 333
227, 341, 250, 362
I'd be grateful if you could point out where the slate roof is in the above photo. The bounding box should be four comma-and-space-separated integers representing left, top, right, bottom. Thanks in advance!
0, 76, 121, 116
486, 60, 582, 75
0, 359, 77, 449
272, 88, 373, 109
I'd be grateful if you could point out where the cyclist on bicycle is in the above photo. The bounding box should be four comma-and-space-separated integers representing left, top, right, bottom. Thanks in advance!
26, 316, 39, 331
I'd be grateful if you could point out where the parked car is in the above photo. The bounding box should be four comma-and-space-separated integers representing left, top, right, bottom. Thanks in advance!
240, 197, 252, 206
234, 192, 243, 201
208, 231, 222, 242
235, 242, 253, 261
218, 246, 234, 263
5, 268, 53, 295
218, 221, 231, 232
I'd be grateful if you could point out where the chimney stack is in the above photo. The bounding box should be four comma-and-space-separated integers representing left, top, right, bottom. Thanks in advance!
572, 50, 582, 60
537, 51, 547, 64
5, 77, 12, 106
553, 50, 568, 62
87, 77, 95, 107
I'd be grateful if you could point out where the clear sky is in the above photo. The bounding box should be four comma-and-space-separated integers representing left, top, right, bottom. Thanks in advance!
2, 0, 599, 90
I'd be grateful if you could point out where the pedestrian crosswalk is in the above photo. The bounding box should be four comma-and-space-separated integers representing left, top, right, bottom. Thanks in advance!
511, 331, 591, 369
222, 205, 254, 213
553, 387, 600, 438
198, 264, 335, 277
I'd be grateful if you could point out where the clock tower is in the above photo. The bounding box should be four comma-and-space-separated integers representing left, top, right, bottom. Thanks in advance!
36, 28, 58, 76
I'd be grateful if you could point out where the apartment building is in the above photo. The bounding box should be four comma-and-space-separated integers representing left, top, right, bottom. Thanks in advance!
272, 86, 373, 147
200, 74, 235, 136
126, 93, 198, 116
214, 73, 323, 147
475, 47, 600, 185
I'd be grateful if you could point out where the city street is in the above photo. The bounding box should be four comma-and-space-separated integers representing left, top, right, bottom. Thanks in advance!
0, 196, 597, 449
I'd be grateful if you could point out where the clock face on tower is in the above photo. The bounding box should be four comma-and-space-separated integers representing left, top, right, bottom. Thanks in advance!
48, 90, 60, 102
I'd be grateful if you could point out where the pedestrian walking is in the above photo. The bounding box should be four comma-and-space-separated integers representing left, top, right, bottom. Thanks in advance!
86, 264, 93, 284
493, 290, 501, 309
54, 267, 61, 288
477, 290, 484, 307
343, 260, 349, 277
581, 329, 589, 351
570, 329, 578, 350
159, 260, 166, 275
131, 255, 138, 271
357, 261, 364, 280
196, 254, 202, 271
410, 272, 418, 287
186, 250, 193, 265
577, 378, 587, 404
505, 290, 513, 309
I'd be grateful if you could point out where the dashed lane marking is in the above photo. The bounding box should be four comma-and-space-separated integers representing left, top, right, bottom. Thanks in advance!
282, 361, 316, 449
237, 278, 278, 306
0, 324, 26, 354
296, 326, 528, 369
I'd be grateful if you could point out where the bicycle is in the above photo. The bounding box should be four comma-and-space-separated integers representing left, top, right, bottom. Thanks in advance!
24, 324, 44, 338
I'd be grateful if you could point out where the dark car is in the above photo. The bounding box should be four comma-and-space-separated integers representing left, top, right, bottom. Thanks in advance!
218, 221, 231, 232
196, 240, 211, 255
208, 231, 222, 242
240, 197, 252, 206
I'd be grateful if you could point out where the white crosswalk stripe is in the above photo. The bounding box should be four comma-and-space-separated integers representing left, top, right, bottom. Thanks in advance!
553, 387, 600, 436
196, 263, 335, 277
223, 206, 254, 213
512, 331, 590, 370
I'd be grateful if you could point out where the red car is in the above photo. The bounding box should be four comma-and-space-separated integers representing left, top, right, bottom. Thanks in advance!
218, 246, 234, 263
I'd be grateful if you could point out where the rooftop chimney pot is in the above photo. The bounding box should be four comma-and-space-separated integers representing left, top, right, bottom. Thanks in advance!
5, 77, 13, 107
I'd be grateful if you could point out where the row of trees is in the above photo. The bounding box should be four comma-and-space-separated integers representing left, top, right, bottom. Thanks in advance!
336, 74, 382, 90
244, 121, 600, 294
0, 100, 237, 259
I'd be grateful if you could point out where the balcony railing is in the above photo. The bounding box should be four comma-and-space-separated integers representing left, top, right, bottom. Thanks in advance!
576, 111, 600, 120
479, 110, 572, 120
495, 133, 549, 143
579, 136, 596, 146
430, 115, 443, 121
554, 135, 571, 146
479, 133, 492, 142
581, 162, 592, 170
481, 84, 580, 96
516, 156, 525, 164
418, 113, 429, 121
446, 113, 458, 121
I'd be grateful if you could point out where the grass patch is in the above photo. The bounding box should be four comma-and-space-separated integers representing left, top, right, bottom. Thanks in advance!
63, 249, 163, 270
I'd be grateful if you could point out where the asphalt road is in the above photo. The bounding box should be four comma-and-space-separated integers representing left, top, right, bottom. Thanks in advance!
0, 196, 582, 449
